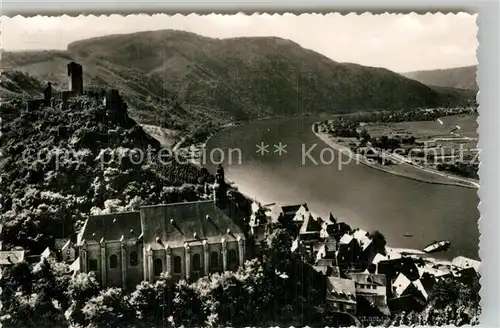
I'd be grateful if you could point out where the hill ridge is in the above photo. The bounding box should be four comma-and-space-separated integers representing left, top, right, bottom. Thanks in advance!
401, 65, 478, 91
2, 30, 474, 144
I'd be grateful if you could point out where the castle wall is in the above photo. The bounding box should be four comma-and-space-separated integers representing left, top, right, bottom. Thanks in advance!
68, 62, 83, 95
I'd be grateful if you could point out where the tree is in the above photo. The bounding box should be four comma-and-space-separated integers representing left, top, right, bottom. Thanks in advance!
65, 272, 100, 327
369, 230, 387, 255
171, 279, 204, 327
81, 287, 134, 328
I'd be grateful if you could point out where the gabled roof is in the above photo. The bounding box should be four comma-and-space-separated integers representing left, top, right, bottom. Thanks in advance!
339, 234, 354, 245
327, 277, 356, 302
412, 279, 429, 300
392, 273, 412, 297
313, 264, 340, 277
40, 247, 55, 259
0, 250, 25, 265
452, 256, 480, 272
328, 213, 337, 224
140, 200, 245, 247
372, 253, 388, 265
353, 229, 368, 241
282, 204, 305, 215
79, 211, 141, 244
299, 213, 322, 234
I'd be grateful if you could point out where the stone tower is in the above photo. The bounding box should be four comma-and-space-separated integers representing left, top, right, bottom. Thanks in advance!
67, 62, 83, 95
213, 164, 228, 208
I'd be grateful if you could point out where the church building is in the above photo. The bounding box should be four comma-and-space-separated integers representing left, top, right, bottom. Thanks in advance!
76, 166, 247, 289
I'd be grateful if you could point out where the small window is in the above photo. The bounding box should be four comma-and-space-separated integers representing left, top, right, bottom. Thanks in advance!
130, 251, 138, 267
109, 254, 118, 269
89, 258, 98, 271
173, 256, 182, 274
192, 253, 201, 271
210, 251, 219, 269
154, 258, 163, 276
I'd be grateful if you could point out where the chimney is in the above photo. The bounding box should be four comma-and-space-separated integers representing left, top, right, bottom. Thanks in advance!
67, 62, 83, 95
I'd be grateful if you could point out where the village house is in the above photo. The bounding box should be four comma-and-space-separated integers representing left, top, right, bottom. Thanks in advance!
267, 203, 308, 226
452, 256, 480, 273
347, 272, 390, 316
321, 214, 351, 242
388, 272, 431, 313
326, 276, 357, 315
336, 233, 362, 272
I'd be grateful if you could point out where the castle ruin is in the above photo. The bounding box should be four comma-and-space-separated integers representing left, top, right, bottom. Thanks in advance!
27, 61, 123, 112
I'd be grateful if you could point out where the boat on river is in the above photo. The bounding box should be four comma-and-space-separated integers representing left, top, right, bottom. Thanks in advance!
423, 240, 451, 253
404, 232, 413, 237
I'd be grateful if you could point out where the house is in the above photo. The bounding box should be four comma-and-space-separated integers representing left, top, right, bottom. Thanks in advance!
348, 273, 390, 315
388, 273, 429, 313
40, 247, 57, 260
291, 204, 310, 228
298, 213, 322, 244
452, 256, 480, 273
54, 238, 77, 263
377, 257, 420, 284
0, 250, 25, 267
337, 234, 362, 272
267, 203, 308, 226
313, 263, 340, 277
76, 171, 248, 289
322, 220, 351, 242
326, 277, 357, 314
315, 240, 337, 262
353, 230, 378, 270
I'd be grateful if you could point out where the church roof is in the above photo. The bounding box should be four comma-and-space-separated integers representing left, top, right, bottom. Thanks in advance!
78, 211, 141, 244
140, 200, 245, 247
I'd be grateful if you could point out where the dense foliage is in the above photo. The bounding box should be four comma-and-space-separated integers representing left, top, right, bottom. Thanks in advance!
0, 226, 329, 328
0, 95, 211, 253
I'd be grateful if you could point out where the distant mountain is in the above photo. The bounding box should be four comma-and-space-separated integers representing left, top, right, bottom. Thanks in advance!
401, 65, 478, 91
1, 30, 474, 132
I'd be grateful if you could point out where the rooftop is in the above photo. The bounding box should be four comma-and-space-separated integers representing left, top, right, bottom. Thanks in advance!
0, 250, 25, 265
140, 200, 245, 247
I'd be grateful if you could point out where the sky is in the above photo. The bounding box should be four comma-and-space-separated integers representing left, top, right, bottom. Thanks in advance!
1, 13, 478, 72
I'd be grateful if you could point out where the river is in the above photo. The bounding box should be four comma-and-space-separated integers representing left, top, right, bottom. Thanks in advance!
205, 115, 480, 261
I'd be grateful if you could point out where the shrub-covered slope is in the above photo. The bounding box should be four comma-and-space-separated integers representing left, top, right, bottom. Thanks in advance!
0, 93, 211, 253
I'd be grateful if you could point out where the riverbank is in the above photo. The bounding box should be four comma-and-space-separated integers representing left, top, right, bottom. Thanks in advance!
313, 128, 479, 190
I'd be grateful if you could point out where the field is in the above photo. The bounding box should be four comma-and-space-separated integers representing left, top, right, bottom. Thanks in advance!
363, 114, 479, 166
363, 114, 478, 140
320, 113, 479, 188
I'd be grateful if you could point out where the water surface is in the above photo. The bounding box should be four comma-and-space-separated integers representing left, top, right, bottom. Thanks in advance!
205, 116, 480, 261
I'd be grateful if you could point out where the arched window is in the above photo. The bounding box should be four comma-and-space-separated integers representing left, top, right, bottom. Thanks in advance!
173, 256, 182, 274
192, 253, 201, 271
129, 251, 138, 267
109, 254, 118, 269
89, 258, 98, 271
154, 258, 163, 276
210, 251, 219, 269
228, 249, 238, 266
